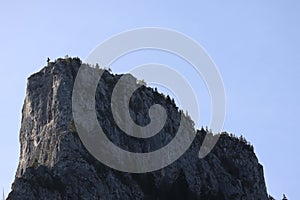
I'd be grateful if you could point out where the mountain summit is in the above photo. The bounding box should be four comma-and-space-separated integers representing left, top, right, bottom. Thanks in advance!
8, 57, 269, 200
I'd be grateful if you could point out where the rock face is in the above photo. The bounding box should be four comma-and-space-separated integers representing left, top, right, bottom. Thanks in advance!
8, 57, 269, 200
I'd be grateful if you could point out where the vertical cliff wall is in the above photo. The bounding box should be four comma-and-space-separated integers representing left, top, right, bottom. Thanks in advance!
8, 57, 269, 200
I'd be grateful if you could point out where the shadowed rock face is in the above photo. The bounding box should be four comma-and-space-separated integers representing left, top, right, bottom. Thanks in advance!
8, 57, 269, 200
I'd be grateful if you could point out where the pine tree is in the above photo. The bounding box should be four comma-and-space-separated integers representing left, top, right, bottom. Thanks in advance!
282, 194, 288, 200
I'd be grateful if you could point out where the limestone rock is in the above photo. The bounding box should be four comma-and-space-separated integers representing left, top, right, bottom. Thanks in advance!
8, 57, 270, 200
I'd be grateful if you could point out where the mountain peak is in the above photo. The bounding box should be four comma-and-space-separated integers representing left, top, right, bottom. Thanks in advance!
8, 57, 269, 200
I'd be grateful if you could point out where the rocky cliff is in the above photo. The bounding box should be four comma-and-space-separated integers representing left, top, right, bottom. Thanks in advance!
8, 57, 269, 200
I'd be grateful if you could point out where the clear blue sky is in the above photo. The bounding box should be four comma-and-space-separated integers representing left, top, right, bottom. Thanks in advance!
1, 1, 299, 199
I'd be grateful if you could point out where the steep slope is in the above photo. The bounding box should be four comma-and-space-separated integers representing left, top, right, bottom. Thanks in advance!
8, 57, 269, 200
